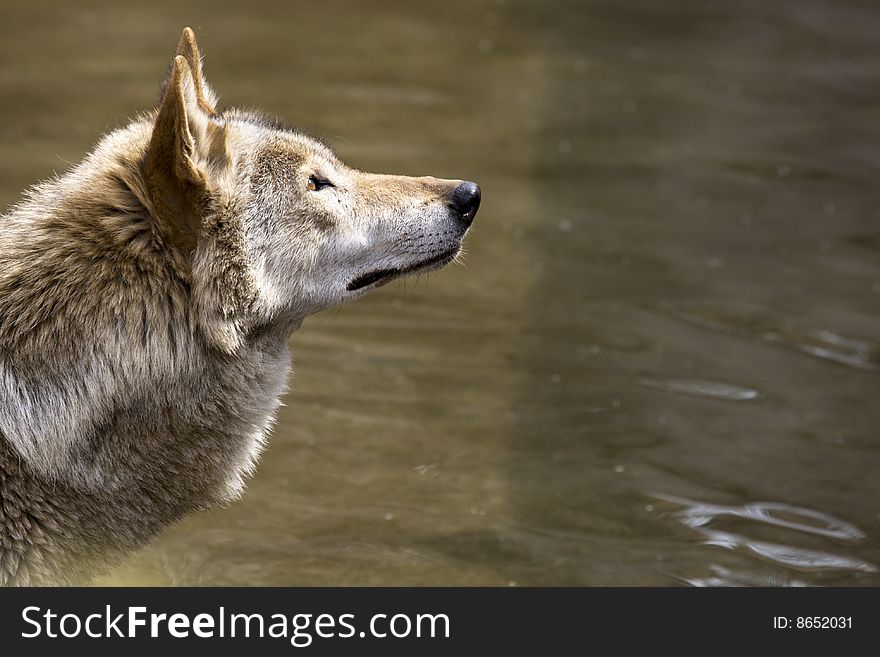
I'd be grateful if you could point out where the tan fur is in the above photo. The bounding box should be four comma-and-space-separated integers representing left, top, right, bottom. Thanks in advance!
0, 28, 479, 585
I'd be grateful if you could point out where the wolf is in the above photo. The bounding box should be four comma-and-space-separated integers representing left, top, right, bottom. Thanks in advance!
0, 28, 479, 585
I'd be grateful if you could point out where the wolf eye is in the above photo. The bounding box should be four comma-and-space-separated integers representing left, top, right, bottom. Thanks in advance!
307, 176, 333, 192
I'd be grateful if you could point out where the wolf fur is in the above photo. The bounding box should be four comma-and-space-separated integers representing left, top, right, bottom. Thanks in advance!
0, 28, 479, 585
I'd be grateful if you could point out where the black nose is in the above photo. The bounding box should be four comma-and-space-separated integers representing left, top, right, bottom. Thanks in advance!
449, 181, 481, 227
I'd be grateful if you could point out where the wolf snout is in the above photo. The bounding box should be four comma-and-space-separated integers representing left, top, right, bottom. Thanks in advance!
448, 181, 481, 227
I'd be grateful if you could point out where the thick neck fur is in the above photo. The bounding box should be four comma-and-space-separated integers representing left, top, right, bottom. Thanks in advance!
0, 120, 289, 585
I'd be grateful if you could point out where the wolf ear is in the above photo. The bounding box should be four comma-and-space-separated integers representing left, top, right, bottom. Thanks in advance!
143, 52, 228, 251
174, 27, 218, 114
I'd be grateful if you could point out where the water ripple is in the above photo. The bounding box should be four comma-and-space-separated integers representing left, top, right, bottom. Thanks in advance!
683, 564, 808, 587
663, 303, 880, 371
655, 494, 864, 540
654, 493, 877, 580
786, 330, 879, 371
639, 377, 761, 401
699, 528, 877, 573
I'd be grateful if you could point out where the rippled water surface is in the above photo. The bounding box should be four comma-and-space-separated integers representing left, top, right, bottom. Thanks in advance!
1, 0, 878, 585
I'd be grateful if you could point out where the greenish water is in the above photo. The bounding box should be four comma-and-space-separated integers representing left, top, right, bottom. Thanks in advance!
1, 0, 878, 586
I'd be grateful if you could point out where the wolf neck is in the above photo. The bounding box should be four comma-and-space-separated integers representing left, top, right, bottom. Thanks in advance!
0, 433, 188, 585
0, 333, 291, 586
0, 121, 292, 585
0, 312, 292, 586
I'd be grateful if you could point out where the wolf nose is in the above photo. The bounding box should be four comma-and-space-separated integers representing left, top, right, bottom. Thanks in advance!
449, 181, 481, 227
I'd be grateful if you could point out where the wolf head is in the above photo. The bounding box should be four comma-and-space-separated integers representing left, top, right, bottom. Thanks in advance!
141, 28, 480, 350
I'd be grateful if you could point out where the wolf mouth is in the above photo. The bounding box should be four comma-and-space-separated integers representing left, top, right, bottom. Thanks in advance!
346, 246, 461, 292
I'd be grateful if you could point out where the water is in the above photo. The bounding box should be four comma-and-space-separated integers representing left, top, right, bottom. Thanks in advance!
1, 0, 878, 586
